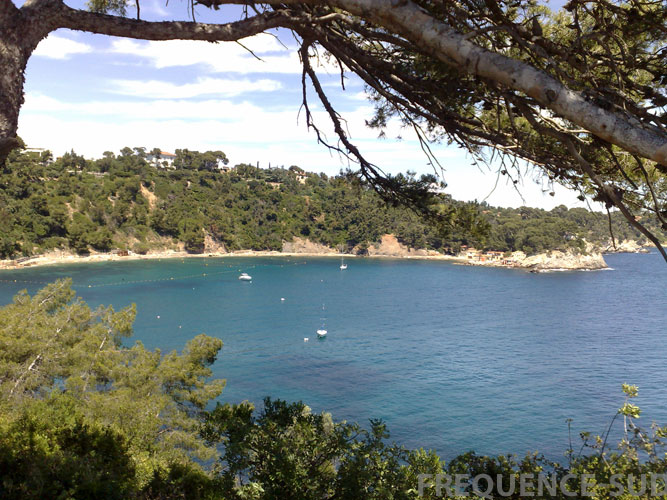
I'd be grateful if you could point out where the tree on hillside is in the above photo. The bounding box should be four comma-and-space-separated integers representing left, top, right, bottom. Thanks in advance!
0, 279, 225, 497
1, 0, 665, 258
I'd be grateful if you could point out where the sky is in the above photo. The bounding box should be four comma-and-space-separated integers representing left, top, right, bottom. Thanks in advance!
14, 0, 589, 210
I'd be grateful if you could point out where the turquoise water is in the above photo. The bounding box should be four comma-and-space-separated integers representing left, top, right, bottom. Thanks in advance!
0, 253, 665, 460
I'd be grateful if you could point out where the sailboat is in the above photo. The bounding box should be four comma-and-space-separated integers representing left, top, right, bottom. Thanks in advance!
317, 303, 327, 338
339, 257, 347, 270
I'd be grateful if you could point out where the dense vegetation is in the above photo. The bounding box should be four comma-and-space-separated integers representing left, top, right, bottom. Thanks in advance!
0, 144, 664, 261
0, 281, 665, 499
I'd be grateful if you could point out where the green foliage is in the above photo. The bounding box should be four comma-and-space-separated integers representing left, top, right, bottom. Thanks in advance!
480, 204, 663, 255
133, 241, 150, 255
86, 0, 129, 15
201, 397, 445, 500
174, 149, 228, 171
0, 280, 225, 494
0, 149, 489, 258
0, 403, 136, 500
1, 148, 665, 260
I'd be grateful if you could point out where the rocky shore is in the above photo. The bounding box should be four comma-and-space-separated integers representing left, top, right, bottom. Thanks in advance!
510, 250, 608, 271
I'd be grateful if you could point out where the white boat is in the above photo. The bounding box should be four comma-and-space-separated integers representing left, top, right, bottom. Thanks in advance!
317, 303, 327, 337
238, 272, 252, 281
340, 257, 347, 270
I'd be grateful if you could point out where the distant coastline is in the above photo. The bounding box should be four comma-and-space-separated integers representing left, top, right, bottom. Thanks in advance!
1, 240, 637, 273
0, 247, 471, 270
2, 232, 659, 273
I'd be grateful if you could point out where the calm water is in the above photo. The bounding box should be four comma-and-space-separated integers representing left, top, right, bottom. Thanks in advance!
0, 253, 665, 460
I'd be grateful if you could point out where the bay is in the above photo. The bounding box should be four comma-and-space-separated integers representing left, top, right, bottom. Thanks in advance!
0, 252, 665, 460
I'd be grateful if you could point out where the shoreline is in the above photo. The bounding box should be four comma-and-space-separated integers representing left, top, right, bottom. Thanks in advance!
0, 249, 471, 271
0, 247, 617, 272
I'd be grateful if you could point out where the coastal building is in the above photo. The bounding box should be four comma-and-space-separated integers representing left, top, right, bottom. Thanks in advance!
295, 172, 308, 184
464, 248, 482, 260
147, 151, 177, 169
484, 251, 504, 261
24, 147, 55, 165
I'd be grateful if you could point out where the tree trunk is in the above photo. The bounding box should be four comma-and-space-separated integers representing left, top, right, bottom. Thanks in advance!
0, 2, 52, 163
0, 9, 27, 160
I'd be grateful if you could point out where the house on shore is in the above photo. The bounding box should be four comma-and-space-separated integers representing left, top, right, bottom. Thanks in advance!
460, 248, 511, 264
147, 151, 177, 169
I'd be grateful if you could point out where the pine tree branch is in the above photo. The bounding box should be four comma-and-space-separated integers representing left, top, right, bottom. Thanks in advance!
196, 0, 667, 165
54, 3, 295, 41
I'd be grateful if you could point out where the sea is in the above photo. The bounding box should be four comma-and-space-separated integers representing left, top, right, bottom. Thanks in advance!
0, 252, 665, 461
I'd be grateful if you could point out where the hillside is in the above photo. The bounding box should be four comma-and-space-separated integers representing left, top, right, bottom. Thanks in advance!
0, 146, 663, 261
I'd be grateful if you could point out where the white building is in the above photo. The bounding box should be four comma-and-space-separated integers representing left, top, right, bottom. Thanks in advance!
147, 151, 177, 169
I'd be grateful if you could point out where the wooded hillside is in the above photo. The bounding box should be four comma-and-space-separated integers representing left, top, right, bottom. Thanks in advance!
1, 145, 663, 260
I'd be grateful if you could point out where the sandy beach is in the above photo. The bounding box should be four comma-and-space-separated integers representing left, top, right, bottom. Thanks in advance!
0, 248, 468, 271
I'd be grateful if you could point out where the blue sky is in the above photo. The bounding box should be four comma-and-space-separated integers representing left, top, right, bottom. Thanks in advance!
15, 0, 589, 209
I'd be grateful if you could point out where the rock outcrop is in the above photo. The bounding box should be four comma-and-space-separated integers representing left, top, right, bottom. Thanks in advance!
282, 237, 335, 254
204, 232, 227, 254
512, 250, 608, 271
601, 239, 651, 254
366, 234, 441, 257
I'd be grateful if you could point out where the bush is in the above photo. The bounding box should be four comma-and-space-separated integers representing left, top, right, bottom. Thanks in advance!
133, 241, 150, 255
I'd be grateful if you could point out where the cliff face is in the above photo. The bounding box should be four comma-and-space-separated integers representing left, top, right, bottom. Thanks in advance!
280, 235, 609, 270
366, 235, 441, 257
601, 239, 651, 254
281, 235, 442, 257
281, 237, 335, 254
512, 250, 608, 271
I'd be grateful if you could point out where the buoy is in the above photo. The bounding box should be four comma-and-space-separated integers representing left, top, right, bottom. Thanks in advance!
157, 315, 160, 319
179, 325, 182, 329
281, 297, 285, 301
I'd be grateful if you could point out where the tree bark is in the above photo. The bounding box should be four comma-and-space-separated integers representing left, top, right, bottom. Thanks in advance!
0, 3, 49, 160
55, 4, 294, 42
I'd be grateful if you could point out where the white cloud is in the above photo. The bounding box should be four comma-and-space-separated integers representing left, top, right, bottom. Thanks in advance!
22, 92, 294, 120
33, 34, 93, 60
18, 92, 589, 209
109, 77, 282, 99
108, 34, 342, 75
19, 93, 444, 168
109, 36, 304, 74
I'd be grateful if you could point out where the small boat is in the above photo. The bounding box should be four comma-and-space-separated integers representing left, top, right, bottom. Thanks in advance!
317, 303, 327, 337
340, 257, 347, 270
238, 272, 252, 281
